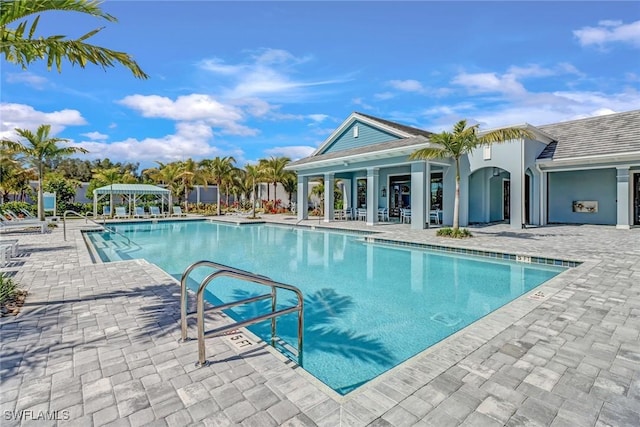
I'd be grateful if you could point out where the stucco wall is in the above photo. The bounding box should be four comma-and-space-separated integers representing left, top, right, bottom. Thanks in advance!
548, 169, 616, 225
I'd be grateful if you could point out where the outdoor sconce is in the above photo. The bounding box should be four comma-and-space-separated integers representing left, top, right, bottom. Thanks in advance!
381, 186, 387, 197
493, 167, 500, 177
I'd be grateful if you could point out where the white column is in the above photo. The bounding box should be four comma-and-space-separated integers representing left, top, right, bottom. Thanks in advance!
324, 173, 334, 222
617, 167, 630, 229
426, 161, 432, 228
366, 168, 379, 225
410, 162, 427, 230
297, 175, 309, 221
342, 179, 351, 210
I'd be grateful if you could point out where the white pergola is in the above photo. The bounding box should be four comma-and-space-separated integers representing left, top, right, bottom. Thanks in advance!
93, 184, 171, 216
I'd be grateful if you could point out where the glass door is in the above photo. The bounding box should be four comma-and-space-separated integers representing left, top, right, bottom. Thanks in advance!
634, 173, 640, 226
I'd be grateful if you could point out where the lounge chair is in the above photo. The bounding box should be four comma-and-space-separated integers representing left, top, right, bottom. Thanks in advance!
114, 207, 128, 219
102, 206, 112, 218
19, 208, 37, 219
171, 206, 186, 217
149, 206, 163, 218
0, 216, 46, 233
133, 206, 147, 218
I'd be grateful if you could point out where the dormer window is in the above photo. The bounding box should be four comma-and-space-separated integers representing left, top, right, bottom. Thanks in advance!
353, 125, 359, 138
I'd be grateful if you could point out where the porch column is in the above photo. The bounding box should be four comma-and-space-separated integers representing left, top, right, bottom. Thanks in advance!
297, 175, 309, 221
411, 161, 427, 230
538, 167, 548, 226
426, 161, 432, 228
617, 167, 630, 229
324, 173, 334, 222
342, 179, 351, 210
366, 168, 379, 225
93, 192, 98, 217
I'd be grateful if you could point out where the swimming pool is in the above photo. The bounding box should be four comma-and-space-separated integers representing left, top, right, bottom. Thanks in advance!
86, 220, 567, 395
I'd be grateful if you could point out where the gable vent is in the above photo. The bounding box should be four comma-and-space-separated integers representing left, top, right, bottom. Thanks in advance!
353, 125, 359, 138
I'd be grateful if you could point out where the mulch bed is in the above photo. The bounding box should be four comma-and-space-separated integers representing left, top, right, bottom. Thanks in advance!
1, 290, 28, 317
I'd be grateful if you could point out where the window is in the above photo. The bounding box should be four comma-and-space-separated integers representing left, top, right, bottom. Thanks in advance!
483, 145, 491, 160
357, 178, 367, 208
353, 125, 359, 138
430, 172, 443, 210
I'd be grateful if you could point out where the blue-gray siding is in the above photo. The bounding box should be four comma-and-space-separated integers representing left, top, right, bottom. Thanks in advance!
548, 169, 617, 225
322, 120, 400, 155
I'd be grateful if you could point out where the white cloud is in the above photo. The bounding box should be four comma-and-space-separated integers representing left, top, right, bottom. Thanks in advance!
452, 72, 526, 96
574, 19, 640, 48
75, 121, 242, 163
374, 92, 395, 100
200, 48, 346, 102
264, 145, 315, 161
81, 131, 108, 141
0, 103, 86, 140
118, 94, 258, 136
307, 114, 329, 123
389, 79, 425, 93
5, 72, 48, 89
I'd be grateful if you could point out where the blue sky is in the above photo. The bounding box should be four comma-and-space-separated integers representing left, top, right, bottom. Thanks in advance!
1, 1, 639, 171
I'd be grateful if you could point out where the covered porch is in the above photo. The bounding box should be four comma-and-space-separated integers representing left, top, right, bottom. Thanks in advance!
92, 184, 171, 217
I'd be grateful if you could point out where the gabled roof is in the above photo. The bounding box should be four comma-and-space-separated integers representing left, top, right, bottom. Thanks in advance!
537, 110, 640, 160
311, 112, 433, 156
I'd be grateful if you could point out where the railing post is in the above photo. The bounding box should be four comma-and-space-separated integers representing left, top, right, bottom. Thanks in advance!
271, 287, 277, 347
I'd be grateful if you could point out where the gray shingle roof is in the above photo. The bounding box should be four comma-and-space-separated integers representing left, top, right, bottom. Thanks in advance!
356, 112, 434, 138
537, 110, 640, 160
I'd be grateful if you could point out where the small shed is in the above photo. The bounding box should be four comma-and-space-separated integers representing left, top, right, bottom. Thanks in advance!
93, 184, 171, 217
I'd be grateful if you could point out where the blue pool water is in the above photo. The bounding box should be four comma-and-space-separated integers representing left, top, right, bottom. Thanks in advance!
87, 220, 566, 394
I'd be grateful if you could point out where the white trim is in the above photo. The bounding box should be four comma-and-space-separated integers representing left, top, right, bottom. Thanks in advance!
289, 142, 432, 171
538, 162, 638, 173
312, 112, 417, 156
537, 152, 640, 169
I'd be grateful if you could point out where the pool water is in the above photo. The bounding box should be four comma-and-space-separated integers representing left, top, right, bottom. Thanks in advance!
87, 220, 566, 395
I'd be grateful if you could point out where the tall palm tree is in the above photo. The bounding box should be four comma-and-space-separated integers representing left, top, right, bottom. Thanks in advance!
144, 161, 181, 211
2, 124, 88, 220
244, 163, 265, 218
281, 171, 297, 211
90, 167, 121, 217
177, 158, 207, 212
202, 156, 236, 215
1, 0, 148, 78
260, 156, 291, 203
409, 120, 532, 230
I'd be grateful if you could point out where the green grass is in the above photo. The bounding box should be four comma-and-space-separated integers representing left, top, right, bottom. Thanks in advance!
436, 227, 473, 238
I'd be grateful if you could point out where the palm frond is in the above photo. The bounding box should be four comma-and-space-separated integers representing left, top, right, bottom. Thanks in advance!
0, 0, 115, 26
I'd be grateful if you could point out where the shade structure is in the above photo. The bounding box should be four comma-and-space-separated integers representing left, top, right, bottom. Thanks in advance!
93, 184, 171, 218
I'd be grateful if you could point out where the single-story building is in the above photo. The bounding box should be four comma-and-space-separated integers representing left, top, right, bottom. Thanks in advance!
286, 110, 640, 229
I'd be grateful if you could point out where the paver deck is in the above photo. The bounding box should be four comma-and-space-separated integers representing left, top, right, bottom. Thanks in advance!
1, 216, 639, 426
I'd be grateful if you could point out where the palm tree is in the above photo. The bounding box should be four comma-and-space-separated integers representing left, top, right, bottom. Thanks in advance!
409, 120, 532, 230
244, 163, 265, 218
281, 171, 297, 211
90, 167, 121, 217
1, 0, 148, 78
144, 162, 181, 212
202, 156, 236, 215
260, 156, 291, 204
177, 158, 207, 212
2, 124, 88, 220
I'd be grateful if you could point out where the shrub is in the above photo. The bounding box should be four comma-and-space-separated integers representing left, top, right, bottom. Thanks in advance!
0, 273, 17, 304
436, 227, 473, 238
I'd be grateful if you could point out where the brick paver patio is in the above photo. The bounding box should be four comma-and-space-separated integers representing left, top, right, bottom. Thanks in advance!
1, 216, 639, 426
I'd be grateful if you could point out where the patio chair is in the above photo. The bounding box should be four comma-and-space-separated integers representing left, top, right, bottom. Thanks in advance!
133, 206, 147, 218
357, 208, 367, 221
0, 216, 46, 233
430, 209, 441, 225
400, 208, 411, 224
149, 206, 163, 218
102, 206, 111, 218
378, 208, 389, 221
114, 207, 129, 219
171, 206, 186, 217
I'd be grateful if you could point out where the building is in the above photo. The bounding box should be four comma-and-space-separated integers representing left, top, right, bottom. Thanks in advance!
286, 110, 640, 229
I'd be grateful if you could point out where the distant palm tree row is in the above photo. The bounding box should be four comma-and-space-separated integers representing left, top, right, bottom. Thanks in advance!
1, 124, 296, 217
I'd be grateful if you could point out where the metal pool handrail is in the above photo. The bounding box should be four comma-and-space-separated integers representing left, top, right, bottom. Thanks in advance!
179, 260, 269, 342
63, 210, 131, 245
179, 260, 304, 367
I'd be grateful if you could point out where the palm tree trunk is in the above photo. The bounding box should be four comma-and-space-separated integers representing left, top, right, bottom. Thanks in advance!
37, 164, 44, 221
273, 182, 277, 204
216, 180, 221, 216
453, 158, 460, 230
251, 177, 256, 218
184, 186, 188, 213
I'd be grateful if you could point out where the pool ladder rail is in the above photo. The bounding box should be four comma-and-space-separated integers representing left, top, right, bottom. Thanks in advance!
63, 209, 132, 245
180, 260, 304, 367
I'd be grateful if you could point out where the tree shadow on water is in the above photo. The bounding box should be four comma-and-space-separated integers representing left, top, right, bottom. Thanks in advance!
227, 288, 395, 366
